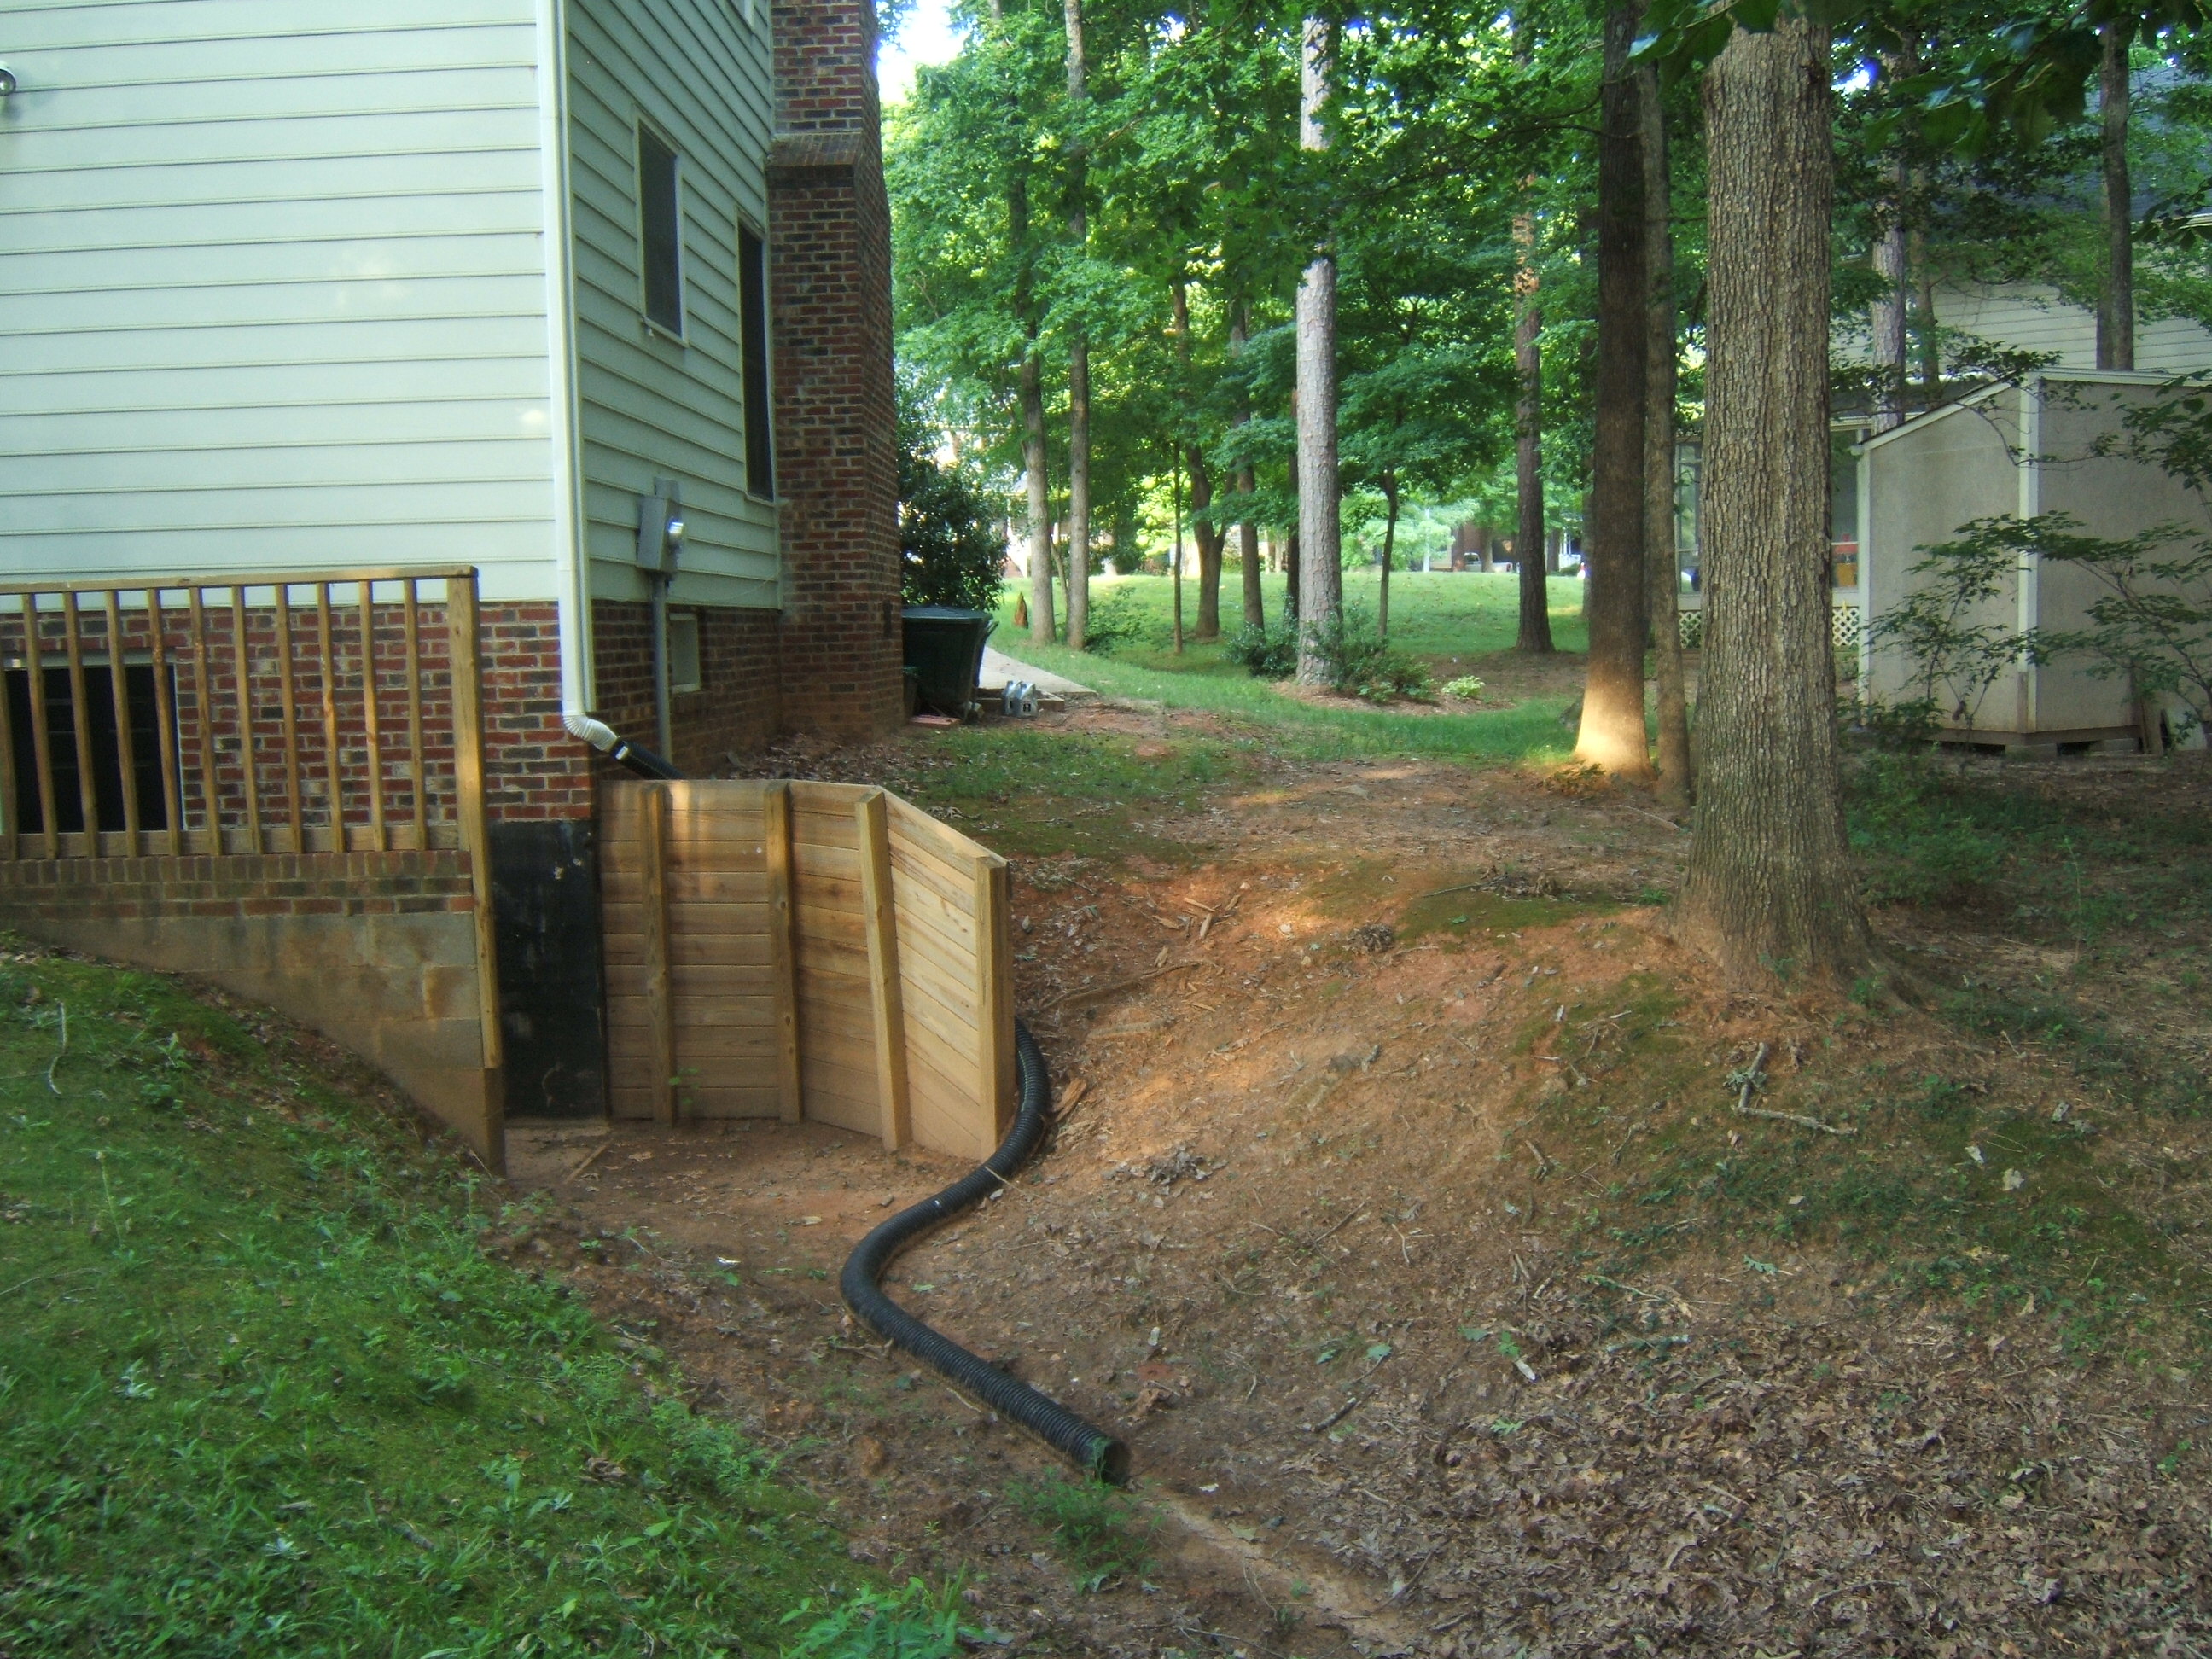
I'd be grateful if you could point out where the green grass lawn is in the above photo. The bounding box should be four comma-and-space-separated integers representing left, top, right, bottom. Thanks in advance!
0, 946, 853, 1656
987, 570, 1590, 766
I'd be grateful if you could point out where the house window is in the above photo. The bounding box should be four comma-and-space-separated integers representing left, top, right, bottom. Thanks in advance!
667, 612, 702, 695
6, 662, 172, 835
740, 224, 775, 498
638, 125, 684, 336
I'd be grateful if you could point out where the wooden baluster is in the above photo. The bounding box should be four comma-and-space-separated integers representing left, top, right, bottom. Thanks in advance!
188, 589, 219, 851
61, 593, 98, 850
230, 587, 262, 854
274, 585, 301, 851
359, 581, 386, 852
147, 590, 182, 855
102, 590, 141, 852
0, 601, 19, 858
403, 579, 425, 848
316, 585, 341, 852
23, 597, 57, 859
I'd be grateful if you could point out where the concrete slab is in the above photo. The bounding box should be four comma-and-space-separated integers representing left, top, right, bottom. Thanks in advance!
981, 647, 1097, 702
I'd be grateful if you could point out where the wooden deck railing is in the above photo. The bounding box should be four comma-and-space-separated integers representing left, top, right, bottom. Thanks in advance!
0, 567, 489, 863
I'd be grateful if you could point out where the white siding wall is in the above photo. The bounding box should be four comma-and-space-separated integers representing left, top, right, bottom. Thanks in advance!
568, 0, 778, 611
0, 1, 559, 601
1837, 282, 2212, 375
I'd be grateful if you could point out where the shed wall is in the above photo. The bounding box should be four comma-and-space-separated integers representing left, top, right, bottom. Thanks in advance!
0, 1, 561, 602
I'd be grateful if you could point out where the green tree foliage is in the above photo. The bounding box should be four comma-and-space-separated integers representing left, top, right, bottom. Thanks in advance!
899, 387, 1009, 613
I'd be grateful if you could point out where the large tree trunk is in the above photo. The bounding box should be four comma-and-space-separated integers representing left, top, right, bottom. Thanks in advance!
1639, 62, 1692, 810
1231, 306, 1265, 630
1870, 199, 1908, 433
1284, 529, 1301, 623
1020, 338, 1053, 644
1378, 473, 1399, 637
1512, 212, 1553, 654
1294, 16, 1341, 684
2098, 21, 2135, 372
1062, 0, 1091, 648
1171, 282, 1224, 639
1678, 18, 1872, 988
1575, 4, 1652, 780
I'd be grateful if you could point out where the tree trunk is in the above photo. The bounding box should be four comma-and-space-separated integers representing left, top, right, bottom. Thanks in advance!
1171, 282, 1223, 640
1062, 0, 1091, 648
1640, 61, 1692, 809
1678, 17, 1872, 988
1870, 197, 1908, 433
1513, 213, 1553, 654
1294, 17, 1341, 683
1378, 474, 1399, 637
1232, 303, 1266, 629
1172, 462, 1185, 654
1284, 529, 1301, 624
2098, 21, 2134, 372
1021, 336, 1053, 643
1899, 34, 1939, 411
1575, 3, 1651, 781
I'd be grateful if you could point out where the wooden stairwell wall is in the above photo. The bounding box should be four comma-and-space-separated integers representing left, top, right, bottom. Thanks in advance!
600, 780, 1015, 1161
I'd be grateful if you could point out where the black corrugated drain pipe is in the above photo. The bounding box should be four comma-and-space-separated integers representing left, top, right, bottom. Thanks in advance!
569, 719, 1130, 1484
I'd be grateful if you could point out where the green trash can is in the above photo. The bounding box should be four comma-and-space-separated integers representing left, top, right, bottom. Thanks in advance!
902, 607, 996, 719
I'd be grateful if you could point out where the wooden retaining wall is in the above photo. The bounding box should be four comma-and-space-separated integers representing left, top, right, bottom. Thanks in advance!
600, 780, 1015, 1161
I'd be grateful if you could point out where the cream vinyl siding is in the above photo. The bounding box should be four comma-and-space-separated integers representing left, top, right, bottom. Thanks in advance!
1837, 282, 2212, 375
567, 0, 778, 611
0, 1, 560, 602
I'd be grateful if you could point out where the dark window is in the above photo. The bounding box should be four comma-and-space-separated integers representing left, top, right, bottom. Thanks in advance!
638, 125, 684, 335
7, 664, 170, 835
740, 224, 775, 498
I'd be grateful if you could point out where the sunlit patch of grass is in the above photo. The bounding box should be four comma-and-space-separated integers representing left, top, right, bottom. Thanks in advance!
0, 945, 853, 1654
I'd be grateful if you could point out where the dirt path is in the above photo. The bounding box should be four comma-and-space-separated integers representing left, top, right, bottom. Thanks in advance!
505, 714, 2212, 1656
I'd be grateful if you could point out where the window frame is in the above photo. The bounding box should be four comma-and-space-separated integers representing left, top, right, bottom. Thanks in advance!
636, 119, 687, 341
666, 611, 702, 695
738, 218, 775, 500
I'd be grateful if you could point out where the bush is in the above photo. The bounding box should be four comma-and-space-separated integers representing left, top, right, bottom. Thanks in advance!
1225, 619, 1297, 679
1441, 675, 1487, 700
898, 401, 1004, 614
1080, 589, 1155, 655
1305, 605, 1433, 702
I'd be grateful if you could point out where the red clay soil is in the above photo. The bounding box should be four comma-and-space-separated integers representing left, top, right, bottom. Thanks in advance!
503, 719, 2212, 1658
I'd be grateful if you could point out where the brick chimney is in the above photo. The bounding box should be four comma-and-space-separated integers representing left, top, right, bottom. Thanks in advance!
769, 0, 905, 739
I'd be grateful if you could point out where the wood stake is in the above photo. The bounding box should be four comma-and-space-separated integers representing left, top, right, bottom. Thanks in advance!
640, 783, 678, 1127
763, 782, 804, 1124
855, 789, 911, 1150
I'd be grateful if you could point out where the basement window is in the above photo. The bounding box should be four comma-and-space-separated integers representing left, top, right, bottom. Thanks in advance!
740, 224, 775, 498
6, 661, 172, 835
667, 612, 701, 694
638, 125, 685, 337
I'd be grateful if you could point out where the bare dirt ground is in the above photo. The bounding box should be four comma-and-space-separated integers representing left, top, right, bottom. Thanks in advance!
502, 700, 2212, 1658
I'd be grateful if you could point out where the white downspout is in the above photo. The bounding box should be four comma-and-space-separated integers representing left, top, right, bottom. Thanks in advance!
534, 0, 593, 730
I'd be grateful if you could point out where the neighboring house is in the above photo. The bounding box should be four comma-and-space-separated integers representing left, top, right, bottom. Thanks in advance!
1835, 279, 2212, 381
0, 0, 904, 1122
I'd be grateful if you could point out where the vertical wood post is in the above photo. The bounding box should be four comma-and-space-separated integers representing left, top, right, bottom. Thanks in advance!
446, 573, 504, 1116
359, 582, 387, 852
148, 590, 183, 855
229, 587, 263, 854
973, 853, 1016, 1138
0, 604, 18, 858
762, 781, 804, 1124
23, 597, 57, 859
639, 782, 678, 1127
61, 592, 98, 846
854, 789, 911, 1150
188, 590, 218, 851
315, 585, 341, 848
274, 587, 301, 848
402, 580, 426, 848
102, 590, 141, 849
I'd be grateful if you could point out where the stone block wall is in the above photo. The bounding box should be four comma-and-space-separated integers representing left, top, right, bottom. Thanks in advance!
0, 850, 501, 1167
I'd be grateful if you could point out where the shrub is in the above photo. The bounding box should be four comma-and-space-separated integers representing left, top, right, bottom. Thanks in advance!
1225, 619, 1297, 679
1080, 589, 1155, 655
897, 396, 1004, 614
1441, 675, 1487, 700
1305, 605, 1433, 702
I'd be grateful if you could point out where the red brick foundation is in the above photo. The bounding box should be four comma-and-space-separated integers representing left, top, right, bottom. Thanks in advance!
588, 599, 783, 775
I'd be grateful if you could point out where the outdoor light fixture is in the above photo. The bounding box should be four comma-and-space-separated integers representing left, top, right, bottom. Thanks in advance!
0, 67, 18, 98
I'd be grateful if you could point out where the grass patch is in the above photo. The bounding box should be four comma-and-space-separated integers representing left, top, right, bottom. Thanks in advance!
1308, 859, 1617, 944
0, 945, 854, 1655
1007, 1476, 1154, 1592
991, 571, 1586, 766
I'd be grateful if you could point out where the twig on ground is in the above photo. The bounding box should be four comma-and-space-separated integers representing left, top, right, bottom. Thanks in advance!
567, 1138, 614, 1182
1310, 1394, 1367, 1434
1048, 962, 1202, 1011
45, 1003, 67, 1095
